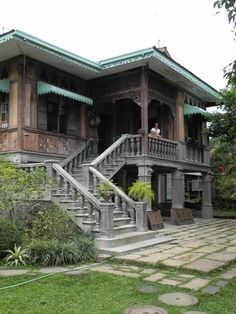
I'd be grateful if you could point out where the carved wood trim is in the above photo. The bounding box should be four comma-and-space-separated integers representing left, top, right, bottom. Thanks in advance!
149, 90, 176, 117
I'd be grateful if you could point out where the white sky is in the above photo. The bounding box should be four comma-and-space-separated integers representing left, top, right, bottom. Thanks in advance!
1, 0, 236, 90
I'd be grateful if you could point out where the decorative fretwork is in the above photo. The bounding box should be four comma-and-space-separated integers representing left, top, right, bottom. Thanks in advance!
148, 91, 176, 117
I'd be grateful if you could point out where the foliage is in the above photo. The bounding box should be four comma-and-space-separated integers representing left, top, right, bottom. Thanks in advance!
210, 138, 236, 208
98, 180, 114, 201
27, 238, 96, 266
0, 158, 50, 213
0, 217, 21, 258
24, 205, 81, 243
4, 244, 28, 267
207, 87, 236, 143
128, 180, 155, 202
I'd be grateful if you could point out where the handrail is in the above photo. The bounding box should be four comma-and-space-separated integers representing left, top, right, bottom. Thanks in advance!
52, 163, 100, 210
90, 134, 129, 167
60, 138, 95, 168
148, 135, 178, 145
89, 166, 136, 209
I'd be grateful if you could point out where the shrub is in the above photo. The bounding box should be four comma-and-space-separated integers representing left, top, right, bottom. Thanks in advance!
25, 205, 81, 242
0, 217, 21, 258
4, 245, 28, 266
27, 238, 96, 266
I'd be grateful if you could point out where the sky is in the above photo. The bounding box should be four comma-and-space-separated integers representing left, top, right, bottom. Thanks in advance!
1, 0, 236, 91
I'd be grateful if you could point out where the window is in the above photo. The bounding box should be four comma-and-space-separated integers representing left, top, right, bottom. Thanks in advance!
0, 93, 9, 128
47, 100, 67, 134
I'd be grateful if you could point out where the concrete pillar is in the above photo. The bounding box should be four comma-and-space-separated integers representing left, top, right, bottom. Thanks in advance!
202, 172, 213, 219
135, 202, 148, 232
138, 162, 153, 211
140, 67, 149, 155
100, 202, 114, 238
171, 169, 185, 221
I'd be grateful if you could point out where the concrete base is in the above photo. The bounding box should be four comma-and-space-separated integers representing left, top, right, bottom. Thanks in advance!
95, 231, 171, 255
202, 205, 213, 219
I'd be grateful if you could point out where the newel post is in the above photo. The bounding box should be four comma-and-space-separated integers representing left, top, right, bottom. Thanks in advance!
135, 202, 148, 232
100, 202, 115, 238
44, 160, 59, 201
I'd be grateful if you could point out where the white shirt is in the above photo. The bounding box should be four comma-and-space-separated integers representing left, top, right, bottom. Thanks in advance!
150, 127, 161, 137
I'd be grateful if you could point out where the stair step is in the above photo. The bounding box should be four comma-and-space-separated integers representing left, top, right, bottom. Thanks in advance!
95, 230, 157, 248
113, 224, 136, 235
98, 236, 172, 255
113, 217, 131, 227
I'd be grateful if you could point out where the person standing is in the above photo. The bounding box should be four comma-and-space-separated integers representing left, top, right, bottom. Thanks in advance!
150, 122, 161, 138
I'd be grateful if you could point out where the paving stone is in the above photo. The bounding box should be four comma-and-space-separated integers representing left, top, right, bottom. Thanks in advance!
124, 305, 168, 314
220, 267, 236, 279
164, 247, 191, 254
115, 254, 141, 261
38, 267, 70, 273
159, 292, 198, 306
161, 259, 188, 267
115, 265, 140, 272
137, 284, 158, 293
215, 279, 228, 288
177, 274, 195, 279
184, 259, 225, 273
0, 269, 30, 276
207, 252, 236, 262
159, 278, 182, 286
225, 246, 236, 252
202, 285, 221, 294
173, 252, 205, 262
91, 266, 140, 278
141, 268, 157, 274
144, 272, 166, 282
193, 246, 223, 253
180, 278, 209, 290
138, 253, 172, 264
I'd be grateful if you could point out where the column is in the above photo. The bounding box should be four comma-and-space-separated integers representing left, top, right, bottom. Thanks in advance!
138, 162, 153, 211
171, 169, 185, 221
140, 67, 149, 154
202, 172, 213, 219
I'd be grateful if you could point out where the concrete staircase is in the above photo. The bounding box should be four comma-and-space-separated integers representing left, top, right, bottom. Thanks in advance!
50, 136, 170, 254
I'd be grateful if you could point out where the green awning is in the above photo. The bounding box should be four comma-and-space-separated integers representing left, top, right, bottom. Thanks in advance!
37, 81, 93, 105
0, 79, 10, 93
184, 103, 207, 116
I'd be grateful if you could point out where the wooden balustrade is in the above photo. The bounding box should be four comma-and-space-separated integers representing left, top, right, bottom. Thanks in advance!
148, 136, 177, 159
60, 138, 97, 173
186, 144, 203, 163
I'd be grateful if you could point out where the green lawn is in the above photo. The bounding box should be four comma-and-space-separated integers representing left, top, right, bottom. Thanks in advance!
0, 271, 236, 314
214, 208, 236, 218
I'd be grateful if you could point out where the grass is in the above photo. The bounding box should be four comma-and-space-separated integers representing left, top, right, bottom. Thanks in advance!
214, 208, 236, 218
0, 270, 236, 314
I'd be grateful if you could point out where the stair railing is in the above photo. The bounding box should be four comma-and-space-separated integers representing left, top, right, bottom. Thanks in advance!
60, 138, 98, 173
89, 166, 148, 232
90, 134, 142, 172
50, 162, 115, 237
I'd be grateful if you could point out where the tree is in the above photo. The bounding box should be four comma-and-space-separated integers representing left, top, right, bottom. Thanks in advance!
208, 1, 236, 143
210, 138, 236, 208
0, 158, 50, 215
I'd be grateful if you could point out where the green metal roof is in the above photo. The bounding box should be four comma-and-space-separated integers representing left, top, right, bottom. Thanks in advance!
0, 79, 10, 93
37, 81, 93, 105
100, 46, 220, 102
0, 29, 220, 103
0, 29, 102, 73
184, 103, 207, 116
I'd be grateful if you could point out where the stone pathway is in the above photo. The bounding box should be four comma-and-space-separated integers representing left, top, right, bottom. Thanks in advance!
115, 218, 236, 273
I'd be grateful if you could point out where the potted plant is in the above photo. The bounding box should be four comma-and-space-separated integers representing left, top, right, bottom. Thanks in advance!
98, 180, 114, 201
128, 180, 155, 202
